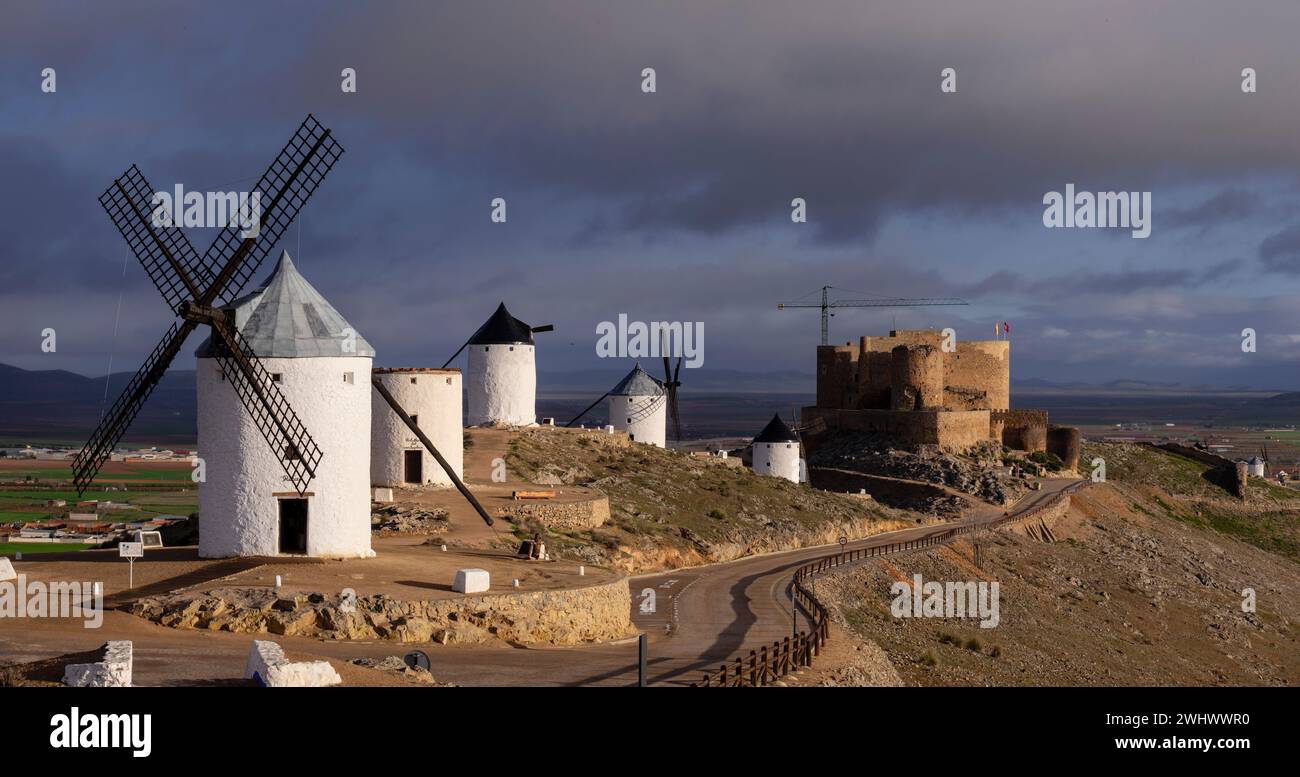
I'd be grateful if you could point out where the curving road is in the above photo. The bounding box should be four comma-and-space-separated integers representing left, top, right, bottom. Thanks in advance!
1, 478, 1082, 686
392, 475, 1083, 686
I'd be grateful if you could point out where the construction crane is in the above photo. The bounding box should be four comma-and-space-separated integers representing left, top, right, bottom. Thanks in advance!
777, 286, 969, 345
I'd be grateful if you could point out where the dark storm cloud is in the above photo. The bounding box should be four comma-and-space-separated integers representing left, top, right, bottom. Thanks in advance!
1258, 224, 1300, 274
1164, 189, 1264, 231
2, 1, 1299, 388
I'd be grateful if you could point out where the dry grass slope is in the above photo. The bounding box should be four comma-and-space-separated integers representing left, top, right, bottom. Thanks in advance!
505, 429, 926, 573
818, 443, 1300, 686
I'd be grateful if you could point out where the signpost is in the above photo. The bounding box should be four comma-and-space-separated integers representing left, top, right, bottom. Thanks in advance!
119, 541, 143, 589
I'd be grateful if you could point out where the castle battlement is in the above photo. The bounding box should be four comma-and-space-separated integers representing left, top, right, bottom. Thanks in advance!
803, 329, 1074, 466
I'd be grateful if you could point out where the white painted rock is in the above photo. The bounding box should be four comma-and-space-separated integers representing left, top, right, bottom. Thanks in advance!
453, 568, 490, 594
63, 641, 133, 687
372, 487, 394, 503
0, 557, 15, 582
243, 639, 342, 687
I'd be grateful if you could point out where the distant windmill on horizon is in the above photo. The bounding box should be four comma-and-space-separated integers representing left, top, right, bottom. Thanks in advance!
566, 330, 685, 444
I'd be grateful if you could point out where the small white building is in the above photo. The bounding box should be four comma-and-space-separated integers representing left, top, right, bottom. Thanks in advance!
196, 251, 375, 559
751, 414, 802, 483
371, 368, 463, 487
1247, 456, 1266, 477
607, 363, 666, 447
466, 302, 538, 427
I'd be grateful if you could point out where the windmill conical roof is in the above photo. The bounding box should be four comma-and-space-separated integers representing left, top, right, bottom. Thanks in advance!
467, 302, 535, 345
610, 363, 665, 396
753, 413, 798, 443
195, 251, 374, 358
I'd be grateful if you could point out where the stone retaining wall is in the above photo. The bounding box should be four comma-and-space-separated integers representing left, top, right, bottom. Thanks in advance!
496, 495, 609, 529
131, 575, 634, 646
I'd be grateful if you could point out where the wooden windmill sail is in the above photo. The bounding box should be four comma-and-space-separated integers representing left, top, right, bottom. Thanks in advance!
76, 115, 499, 528
74, 115, 344, 496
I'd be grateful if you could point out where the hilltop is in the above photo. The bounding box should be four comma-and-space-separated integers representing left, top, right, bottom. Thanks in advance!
814, 442, 1300, 686
504, 428, 928, 573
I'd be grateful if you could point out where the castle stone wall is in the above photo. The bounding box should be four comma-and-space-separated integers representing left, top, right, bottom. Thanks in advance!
1046, 426, 1081, 470
890, 344, 944, 410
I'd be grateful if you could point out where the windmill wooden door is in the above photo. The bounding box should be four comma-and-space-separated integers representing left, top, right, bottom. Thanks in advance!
404, 450, 423, 484
278, 498, 308, 555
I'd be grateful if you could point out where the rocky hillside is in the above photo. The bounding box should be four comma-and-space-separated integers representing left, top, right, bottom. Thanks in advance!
505, 429, 928, 573
1084, 441, 1300, 562
817, 443, 1300, 686
809, 433, 1029, 505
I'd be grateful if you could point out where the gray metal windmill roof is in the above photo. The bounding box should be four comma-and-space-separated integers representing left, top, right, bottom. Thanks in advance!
609, 363, 664, 396
195, 251, 374, 358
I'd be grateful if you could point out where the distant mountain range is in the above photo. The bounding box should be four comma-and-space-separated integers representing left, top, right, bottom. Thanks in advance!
0, 363, 196, 443
3, 361, 1295, 444
1013, 378, 1277, 395
0, 362, 817, 444
536, 367, 815, 394
1209, 391, 1300, 426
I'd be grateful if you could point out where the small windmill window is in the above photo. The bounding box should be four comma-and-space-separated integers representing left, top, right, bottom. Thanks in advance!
343, 372, 354, 384
411, 377, 418, 384
509, 346, 514, 351
284, 444, 301, 461
271, 373, 283, 383
411, 415, 419, 428
445, 377, 452, 385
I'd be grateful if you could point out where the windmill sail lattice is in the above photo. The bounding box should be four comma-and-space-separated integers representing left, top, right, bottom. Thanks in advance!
72, 115, 344, 497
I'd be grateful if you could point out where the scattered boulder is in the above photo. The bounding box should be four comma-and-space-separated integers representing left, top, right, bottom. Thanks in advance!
350, 655, 440, 685
244, 640, 341, 687
372, 504, 450, 535
63, 641, 132, 688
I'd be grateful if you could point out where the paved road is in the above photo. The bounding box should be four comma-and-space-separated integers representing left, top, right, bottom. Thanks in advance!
395, 476, 1083, 686
1, 478, 1082, 686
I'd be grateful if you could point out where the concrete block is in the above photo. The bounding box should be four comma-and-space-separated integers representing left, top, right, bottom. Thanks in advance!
453, 568, 490, 594
372, 487, 394, 503
243, 639, 342, 687
0, 557, 15, 582
63, 641, 133, 687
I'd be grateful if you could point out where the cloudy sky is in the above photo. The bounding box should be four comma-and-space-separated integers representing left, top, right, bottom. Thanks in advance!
4, 1, 1300, 389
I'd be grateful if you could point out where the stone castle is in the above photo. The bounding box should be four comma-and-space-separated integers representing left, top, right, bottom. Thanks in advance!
801, 329, 1079, 468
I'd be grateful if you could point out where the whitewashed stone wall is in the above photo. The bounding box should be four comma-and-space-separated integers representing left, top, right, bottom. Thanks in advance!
608, 393, 666, 448
197, 355, 374, 558
753, 441, 802, 483
467, 344, 535, 426
371, 369, 463, 487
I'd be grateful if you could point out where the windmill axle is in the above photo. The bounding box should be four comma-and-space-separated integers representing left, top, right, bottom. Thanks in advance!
179, 301, 225, 325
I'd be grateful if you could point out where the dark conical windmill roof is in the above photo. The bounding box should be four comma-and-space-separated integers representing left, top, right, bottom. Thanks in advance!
467, 302, 535, 345
753, 413, 798, 443
609, 363, 665, 397
195, 251, 374, 358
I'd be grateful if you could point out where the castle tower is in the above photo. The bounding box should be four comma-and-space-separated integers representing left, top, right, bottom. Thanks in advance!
890, 344, 944, 410
607, 363, 666, 447
466, 302, 537, 427
751, 413, 801, 483
371, 368, 463, 487
196, 251, 374, 558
